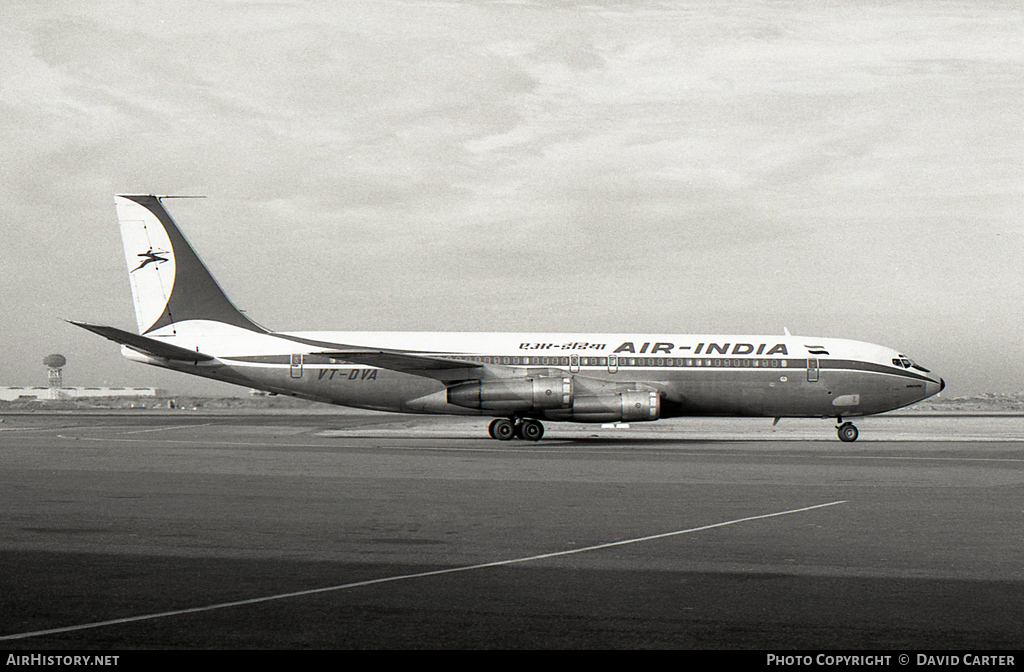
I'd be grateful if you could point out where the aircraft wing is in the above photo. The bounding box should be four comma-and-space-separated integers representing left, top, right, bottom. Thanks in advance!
274, 332, 484, 381
69, 321, 215, 362
321, 349, 483, 375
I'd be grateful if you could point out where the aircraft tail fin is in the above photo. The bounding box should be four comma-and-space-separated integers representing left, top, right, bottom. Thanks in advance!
114, 195, 265, 336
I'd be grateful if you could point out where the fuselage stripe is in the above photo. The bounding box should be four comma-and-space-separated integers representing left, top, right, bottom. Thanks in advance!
217, 355, 935, 383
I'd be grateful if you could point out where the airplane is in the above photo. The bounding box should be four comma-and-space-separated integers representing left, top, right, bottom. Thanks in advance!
73, 194, 945, 442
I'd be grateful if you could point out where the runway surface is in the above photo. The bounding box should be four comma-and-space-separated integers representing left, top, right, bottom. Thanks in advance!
1, 410, 1022, 649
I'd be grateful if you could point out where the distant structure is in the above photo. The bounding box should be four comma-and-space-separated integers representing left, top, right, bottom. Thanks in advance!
43, 354, 67, 400
0, 386, 164, 402
0, 354, 162, 402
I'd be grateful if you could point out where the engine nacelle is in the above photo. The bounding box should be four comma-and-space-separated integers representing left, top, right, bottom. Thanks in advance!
544, 389, 661, 423
447, 377, 573, 412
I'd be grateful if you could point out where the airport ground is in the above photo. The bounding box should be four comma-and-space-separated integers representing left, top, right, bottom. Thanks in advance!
0, 410, 1022, 649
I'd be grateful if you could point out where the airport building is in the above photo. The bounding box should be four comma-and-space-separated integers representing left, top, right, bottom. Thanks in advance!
2, 354, 164, 402
0, 386, 164, 402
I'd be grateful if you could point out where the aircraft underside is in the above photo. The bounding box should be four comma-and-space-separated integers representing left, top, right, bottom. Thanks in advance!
148, 354, 933, 443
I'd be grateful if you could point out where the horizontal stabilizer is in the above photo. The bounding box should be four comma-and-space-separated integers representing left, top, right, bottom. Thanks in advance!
69, 321, 215, 362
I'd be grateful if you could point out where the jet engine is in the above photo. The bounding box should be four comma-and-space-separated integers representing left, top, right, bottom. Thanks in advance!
447, 377, 573, 412
544, 389, 661, 423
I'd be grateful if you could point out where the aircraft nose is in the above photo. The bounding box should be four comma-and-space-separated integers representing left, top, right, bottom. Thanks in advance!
925, 376, 945, 399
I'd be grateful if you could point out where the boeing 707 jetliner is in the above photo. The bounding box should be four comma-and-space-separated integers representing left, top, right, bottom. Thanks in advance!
74, 195, 944, 442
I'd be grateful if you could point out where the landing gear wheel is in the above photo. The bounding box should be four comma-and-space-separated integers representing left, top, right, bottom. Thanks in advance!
520, 419, 544, 442
491, 418, 515, 441
837, 422, 859, 443
487, 418, 501, 439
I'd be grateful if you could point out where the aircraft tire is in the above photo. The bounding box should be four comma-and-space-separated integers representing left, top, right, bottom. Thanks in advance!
487, 418, 500, 439
492, 418, 515, 441
520, 419, 544, 442
838, 422, 859, 442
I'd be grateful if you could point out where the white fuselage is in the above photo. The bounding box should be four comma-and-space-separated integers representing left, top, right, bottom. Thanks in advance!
127, 323, 943, 421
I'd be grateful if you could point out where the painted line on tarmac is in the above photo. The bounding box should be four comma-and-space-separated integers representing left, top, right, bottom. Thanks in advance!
821, 455, 1024, 463
53, 433, 618, 455
1, 424, 153, 434
321, 429, 1024, 442
117, 422, 219, 435
0, 499, 846, 642
56, 434, 272, 448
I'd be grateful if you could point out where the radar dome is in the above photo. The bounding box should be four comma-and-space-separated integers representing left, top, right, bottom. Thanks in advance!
43, 354, 67, 369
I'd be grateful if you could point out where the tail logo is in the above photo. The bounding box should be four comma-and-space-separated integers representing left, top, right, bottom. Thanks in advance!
132, 248, 170, 272
116, 195, 179, 334
115, 194, 266, 336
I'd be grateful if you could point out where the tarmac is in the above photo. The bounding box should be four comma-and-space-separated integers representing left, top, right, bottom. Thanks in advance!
1, 410, 1022, 649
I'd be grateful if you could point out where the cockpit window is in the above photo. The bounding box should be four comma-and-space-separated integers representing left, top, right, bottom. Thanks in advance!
893, 355, 930, 373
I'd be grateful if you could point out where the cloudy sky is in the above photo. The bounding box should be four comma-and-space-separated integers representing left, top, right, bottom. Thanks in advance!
1, 0, 1021, 397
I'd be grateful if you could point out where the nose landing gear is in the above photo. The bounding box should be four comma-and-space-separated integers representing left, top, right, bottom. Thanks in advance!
836, 418, 859, 442
487, 417, 545, 442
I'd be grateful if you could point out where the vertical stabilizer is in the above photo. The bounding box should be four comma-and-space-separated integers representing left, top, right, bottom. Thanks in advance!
114, 195, 265, 335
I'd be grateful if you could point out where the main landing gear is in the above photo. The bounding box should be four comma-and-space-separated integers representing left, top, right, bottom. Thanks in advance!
488, 417, 544, 442
836, 417, 859, 442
